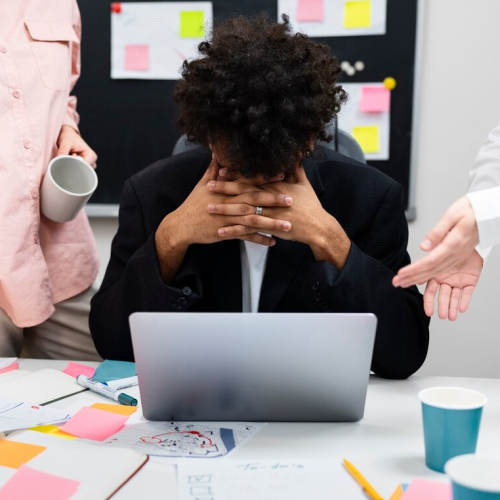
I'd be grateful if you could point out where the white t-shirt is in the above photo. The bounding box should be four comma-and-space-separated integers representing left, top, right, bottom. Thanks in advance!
240, 240, 269, 312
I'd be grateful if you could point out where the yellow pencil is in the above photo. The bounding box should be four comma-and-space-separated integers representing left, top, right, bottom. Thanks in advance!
343, 459, 384, 500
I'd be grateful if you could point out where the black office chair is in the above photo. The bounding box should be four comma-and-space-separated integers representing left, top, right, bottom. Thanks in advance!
172, 116, 366, 164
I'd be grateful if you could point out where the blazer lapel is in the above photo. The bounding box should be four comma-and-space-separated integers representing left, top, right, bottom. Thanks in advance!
201, 240, 243, 312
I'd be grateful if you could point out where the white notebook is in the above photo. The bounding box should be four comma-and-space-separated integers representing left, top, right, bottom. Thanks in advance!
0, 369, 86, 404
1, 430, 148, 500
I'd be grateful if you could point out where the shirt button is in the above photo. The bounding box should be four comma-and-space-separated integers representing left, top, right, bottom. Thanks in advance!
31, 189, 38, 199
177, 297, 187, 306
23, 141, 31, 149
182, 286, 192, 296
172, 303, 182, 311
0, 46, 7, 53
315, 292, 322, 302
13, 90, 20, 98
34, 236, 39, 245
312, 282, 320, 291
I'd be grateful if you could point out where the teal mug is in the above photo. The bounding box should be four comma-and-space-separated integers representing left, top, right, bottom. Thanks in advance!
419, 387, 487, 473
446, 455, 500, 499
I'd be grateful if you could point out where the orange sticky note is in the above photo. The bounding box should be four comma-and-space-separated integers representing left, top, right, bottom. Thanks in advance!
61, 406, 128, 441
0, 440, 46, 469
62, 362, 95, 379
297, 0, 324, 22
124, 45, 149, 71
0, 464, 80, 500
388, 484, 404, 500
91, 402, 138, 416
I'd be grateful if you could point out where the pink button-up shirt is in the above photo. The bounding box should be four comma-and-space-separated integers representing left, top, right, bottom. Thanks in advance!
0, 0, 99, 327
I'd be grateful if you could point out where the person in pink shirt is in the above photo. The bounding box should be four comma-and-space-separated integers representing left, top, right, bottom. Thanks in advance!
0, 0, 101, 360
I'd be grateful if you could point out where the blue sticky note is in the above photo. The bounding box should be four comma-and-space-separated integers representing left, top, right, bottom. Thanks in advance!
92, 360, 136, 383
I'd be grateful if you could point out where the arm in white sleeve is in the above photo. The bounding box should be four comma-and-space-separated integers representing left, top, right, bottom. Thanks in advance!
467, 119, 500, 254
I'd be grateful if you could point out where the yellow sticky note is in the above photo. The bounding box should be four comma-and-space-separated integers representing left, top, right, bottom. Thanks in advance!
91, 402, 138, 416
352, 125, 380, 153
180, 11, 204, 38
31, 425, 76, 440
344, 1, 371, 28
0, 439, 46, 468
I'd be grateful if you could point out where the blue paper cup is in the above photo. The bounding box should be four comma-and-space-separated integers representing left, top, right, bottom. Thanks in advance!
446, 455, 500, 499
419, 387, 487, 473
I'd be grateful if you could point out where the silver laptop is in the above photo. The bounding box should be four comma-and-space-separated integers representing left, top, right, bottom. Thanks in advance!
130, 312, 377, 422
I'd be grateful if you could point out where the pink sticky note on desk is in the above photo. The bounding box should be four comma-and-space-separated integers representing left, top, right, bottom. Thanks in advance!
0, 464, 80, 500
124, 45, 149, 71
0, 361, 18, 375
297, 0, 324, 22
61, 406, 128, 441
62, 362, 95, 379
360, 86, 391, 113
402, 478, 452, 500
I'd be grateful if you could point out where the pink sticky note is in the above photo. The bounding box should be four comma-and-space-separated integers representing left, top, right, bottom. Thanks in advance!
61, 406, 128, 441
402, 478, 452, 500
0, 361, 19, 375
360, 86, 391, 113
62, 362, 95, 379
297, 0, 324, 22
0, 464, 80, 500
124, 45, 149, 71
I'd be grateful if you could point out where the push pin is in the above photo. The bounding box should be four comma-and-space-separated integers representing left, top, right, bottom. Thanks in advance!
383, 77, 397, 90
111, 2, 122, 14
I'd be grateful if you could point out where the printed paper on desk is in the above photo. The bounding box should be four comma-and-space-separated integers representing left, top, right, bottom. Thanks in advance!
62, 362, 95, 379
104, 421, 266, 458
61, 406, 129, 441
277, 0, 386, 37
402, 478, 451, 500
178, 459, 338, 500
297, 0, 324, 22
0, 397, 70, 433
0, 464, 80, 500
111, 2, 213, 80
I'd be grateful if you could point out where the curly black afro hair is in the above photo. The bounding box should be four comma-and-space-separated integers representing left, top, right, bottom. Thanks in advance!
174, 13, 347, 178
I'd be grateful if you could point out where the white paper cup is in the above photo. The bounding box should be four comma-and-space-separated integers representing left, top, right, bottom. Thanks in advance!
41, 155, 98, 223
446, 455, 500, 499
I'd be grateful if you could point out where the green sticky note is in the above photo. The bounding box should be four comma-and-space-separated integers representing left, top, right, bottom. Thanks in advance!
352, 125, 380, 153
92, 359, 136, 383
344, 1, 371, 28
180, 11, 204, 38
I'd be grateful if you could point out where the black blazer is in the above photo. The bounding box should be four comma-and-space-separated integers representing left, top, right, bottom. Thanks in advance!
90, 147, 429, 379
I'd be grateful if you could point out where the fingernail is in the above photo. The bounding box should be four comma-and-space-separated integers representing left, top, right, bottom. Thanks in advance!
282, 222, 291, 231
218, 228, 226, 236
208, 181, 216, 189
278, 173, 285, 180
269, 239, 276, 246
284, 196, 293, 205
421, 239, 432, 250
208, 203, 216, 212
219, 168, 228, 176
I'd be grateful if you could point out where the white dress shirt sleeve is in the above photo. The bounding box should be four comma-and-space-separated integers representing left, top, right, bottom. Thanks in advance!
467, 118, 500, 257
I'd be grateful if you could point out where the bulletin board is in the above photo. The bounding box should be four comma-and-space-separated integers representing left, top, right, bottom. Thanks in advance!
77, 0, 423, 219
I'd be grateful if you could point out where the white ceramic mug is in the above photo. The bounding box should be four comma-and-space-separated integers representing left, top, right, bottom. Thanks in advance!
41, 155, 98, 223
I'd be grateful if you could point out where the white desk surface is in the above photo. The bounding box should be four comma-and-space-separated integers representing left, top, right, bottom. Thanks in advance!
18, 360, 500, 499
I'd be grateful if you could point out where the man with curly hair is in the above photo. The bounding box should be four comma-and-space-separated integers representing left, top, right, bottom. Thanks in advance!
90, 14, 429, 379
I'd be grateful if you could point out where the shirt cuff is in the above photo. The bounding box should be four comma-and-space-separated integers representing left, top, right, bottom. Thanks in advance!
467, 186, 500, 250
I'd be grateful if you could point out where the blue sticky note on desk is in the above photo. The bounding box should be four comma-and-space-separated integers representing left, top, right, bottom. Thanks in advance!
92, 360, 136, 383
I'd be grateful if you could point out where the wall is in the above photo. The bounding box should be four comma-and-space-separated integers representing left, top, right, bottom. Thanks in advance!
89, 0, 500, 378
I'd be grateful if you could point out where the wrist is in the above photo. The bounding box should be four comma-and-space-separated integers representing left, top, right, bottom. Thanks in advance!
309, 214, 351, 270
155, 212, 190, 259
